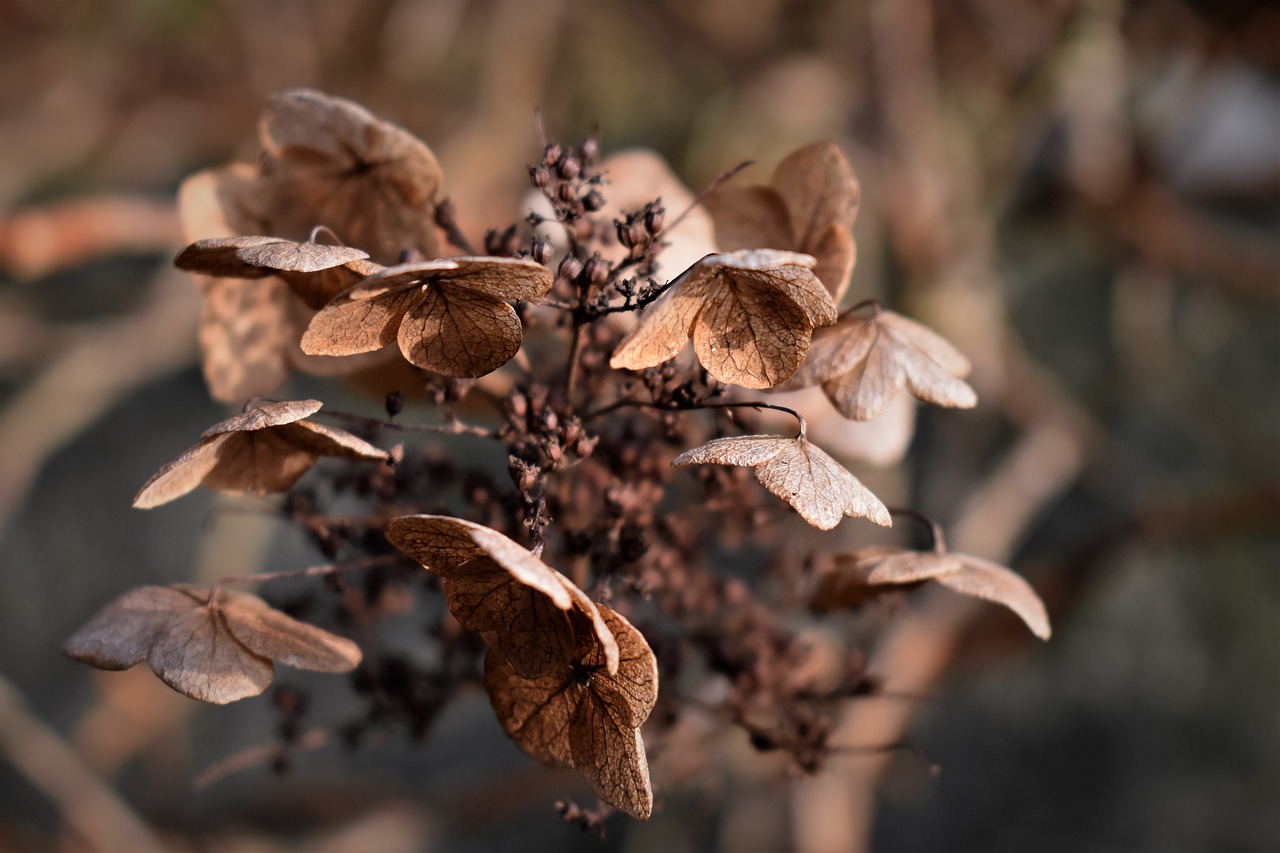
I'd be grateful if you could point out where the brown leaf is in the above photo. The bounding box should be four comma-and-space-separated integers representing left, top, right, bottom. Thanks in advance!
672, 435, 890, 529
384, 515, 619, 674
484, 605, 658, 819
300, 257, 551, 377
63, 584, 361, 704
134, 400, 386, 508
814, 546, 1051, 639
610, 249, 837, 389
784, 308, 977, 420
707, 141, 860, 300
258, 89, 442, 262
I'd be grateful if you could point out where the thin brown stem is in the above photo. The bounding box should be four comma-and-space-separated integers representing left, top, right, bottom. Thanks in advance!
584, 397, 807, 438
886, 507, 947, 553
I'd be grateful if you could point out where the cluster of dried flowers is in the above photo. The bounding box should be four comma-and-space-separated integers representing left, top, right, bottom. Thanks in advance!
65, 90, 1049, 824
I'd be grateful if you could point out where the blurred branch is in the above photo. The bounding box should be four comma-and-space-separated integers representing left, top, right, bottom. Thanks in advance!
0, 266, 198, 540
0, 196, 179, 279
0, 673, 164, 852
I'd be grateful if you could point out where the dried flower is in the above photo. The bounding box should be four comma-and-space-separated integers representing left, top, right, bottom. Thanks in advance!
133, 400, 387, 508
610, 249, 838, 389
301, 257, 553, 377
63, 584, 361, 703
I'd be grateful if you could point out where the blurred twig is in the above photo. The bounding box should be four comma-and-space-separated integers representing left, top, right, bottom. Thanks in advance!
0, 673, 164, 852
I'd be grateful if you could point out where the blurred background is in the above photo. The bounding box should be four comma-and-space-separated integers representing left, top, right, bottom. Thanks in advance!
0, 0, 1276, 850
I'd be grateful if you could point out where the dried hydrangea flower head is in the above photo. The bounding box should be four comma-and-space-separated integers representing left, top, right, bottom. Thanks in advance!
706, 141, 859, 301
301, 257, 553, 377
176, 90, 444, 400
63, 584, 361, 704
133, 399, 387, 508
610, 249, 838, 388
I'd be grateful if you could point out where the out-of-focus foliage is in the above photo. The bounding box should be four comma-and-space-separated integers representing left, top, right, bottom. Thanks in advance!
0, 1, 1275, 851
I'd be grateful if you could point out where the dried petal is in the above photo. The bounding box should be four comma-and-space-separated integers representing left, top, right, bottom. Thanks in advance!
483, 605, 657, 819
279, 258, 385, 310
397, 285, 522, 377
608, 272, 713, 370
673, 435, 890, 529
134, 401, 385, 508
384, 515, 619, 674
197, 277, 292, 403
940, 556, 1052, 640
63, 584, 360, 704
786, 309, 976, 420
707, 141, 860, 300
175, 236, 368, 281
815, 546, 1051, 639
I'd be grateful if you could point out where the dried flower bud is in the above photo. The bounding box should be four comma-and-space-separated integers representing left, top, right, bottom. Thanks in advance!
385, 389, 405, 418
541, 408, 559, 432
557, 255, 583, 282
542, 143, 562, 167
530, 237, 552, 265
583, 254, 610, 286
616, 218, 647, 251
557, 182, 578, 204
579, 136, 599, 164
556, 154, 581, 181
508, 455, 539, 494
644, 204, 665, 235
529, 164, 551, 190
582, 189, 605, 212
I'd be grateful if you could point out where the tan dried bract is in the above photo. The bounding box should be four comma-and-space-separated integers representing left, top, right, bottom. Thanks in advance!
707, 141, 859, 301
300, 257, 553, 377
672, 435, 890, 530
383, 515, 618, 675
63, 584, 361, 704
814, 546, 1051, 639
784, 308, 977, 421
134, 399, 387, 508
485, 604, 658, 819
258, 89, 443, 262
610, 249, 838, 389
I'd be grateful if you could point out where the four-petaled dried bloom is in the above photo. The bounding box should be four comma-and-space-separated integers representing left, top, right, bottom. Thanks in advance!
707, 141, 859, 301
673, 434, 891, 530
133, 399, 387, 508
63, 584, 361, 703
485, 604, 658, 819
300, 257, 553, 377
813, 546, 1051, 639
385, 515, 658, 818
783, 307, 977, 420
610, 249, 838, 389
258, 88, 443, 262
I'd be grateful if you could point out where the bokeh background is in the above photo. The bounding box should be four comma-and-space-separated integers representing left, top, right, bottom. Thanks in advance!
1, 1, 1277, 850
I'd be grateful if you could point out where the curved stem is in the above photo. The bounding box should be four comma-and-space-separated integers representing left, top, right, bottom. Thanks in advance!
886, 507, 947, 552
584, 397, 807, 438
